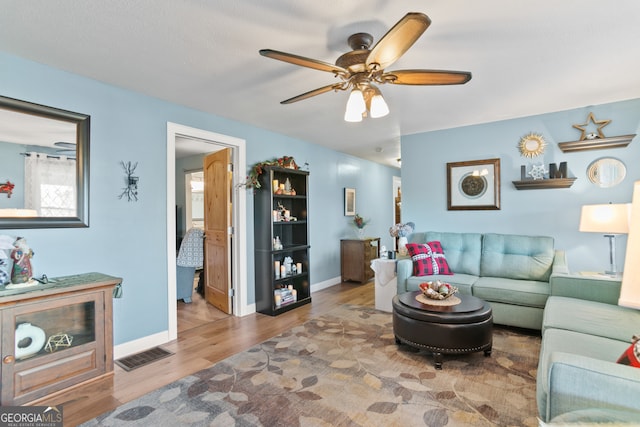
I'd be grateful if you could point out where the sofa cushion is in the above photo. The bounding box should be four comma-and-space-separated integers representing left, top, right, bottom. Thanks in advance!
473, 276, 550, 308
543, 296, 640, 343
424, 231, 482, 276
538, 329, 630, 377
406, 273, 476, 296
480, 233, 554, 281
406, 242, 452, 276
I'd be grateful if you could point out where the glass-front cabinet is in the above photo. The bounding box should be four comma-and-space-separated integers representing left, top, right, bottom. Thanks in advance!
0, 273, 120, 405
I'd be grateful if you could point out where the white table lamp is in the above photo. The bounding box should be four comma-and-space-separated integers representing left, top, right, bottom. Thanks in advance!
579, 203, 630, 276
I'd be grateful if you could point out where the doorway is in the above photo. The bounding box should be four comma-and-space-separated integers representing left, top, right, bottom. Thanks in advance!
177, 168, 228, 334
166, 122, 249, 342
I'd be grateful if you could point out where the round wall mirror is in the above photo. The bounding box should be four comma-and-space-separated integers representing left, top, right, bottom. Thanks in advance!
518, 133, 547, 158
587, 157, 626, 188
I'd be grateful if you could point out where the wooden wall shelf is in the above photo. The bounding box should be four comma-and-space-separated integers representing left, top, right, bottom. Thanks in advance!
558, 134, 635, 152
512, 177, 577, 190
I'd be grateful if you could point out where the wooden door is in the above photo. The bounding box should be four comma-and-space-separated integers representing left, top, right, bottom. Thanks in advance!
203, 148, 232, 314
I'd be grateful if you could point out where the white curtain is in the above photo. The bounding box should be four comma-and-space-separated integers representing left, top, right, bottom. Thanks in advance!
24, 152, 76, 217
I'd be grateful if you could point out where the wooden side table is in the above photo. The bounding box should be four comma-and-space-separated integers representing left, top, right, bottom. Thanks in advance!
340, 238, 380, 283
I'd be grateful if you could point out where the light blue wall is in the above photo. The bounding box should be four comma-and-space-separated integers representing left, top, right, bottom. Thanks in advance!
401, 98, 640, 273
0, 51, 399, 345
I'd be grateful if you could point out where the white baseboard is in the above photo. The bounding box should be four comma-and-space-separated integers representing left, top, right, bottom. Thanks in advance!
311, 276, 341, 292
237, 302, 256, 317
114, 331, 171, 360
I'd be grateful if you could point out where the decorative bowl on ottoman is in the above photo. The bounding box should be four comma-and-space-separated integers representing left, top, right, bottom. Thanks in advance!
419, 280, 458, 300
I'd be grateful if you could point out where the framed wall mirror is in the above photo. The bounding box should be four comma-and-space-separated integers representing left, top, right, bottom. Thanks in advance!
0, 96, 90, 228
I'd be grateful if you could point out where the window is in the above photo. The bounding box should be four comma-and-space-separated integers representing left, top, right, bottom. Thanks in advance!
24, 153, 76, 217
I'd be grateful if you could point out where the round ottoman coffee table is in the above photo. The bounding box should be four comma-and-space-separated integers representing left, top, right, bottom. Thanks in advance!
392, 291, 493, 369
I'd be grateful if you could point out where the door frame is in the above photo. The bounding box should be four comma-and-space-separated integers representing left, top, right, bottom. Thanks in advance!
166, 122, 249, 341
392, 175, 401, 250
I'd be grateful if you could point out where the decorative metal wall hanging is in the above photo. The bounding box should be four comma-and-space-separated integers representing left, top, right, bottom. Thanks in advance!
118, 161, 139, 202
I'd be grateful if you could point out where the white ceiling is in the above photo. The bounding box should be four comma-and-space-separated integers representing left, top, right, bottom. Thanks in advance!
1, 1, 639, 167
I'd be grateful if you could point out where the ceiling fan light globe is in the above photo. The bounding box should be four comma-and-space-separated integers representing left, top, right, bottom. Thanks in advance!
370, 93, 389, 118
344, 109, 363, 122
344, 89, 366, 122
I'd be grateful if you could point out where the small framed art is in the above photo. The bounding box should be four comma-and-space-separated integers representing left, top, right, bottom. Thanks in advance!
344, 188, 356, 216
447, 158, 501, 210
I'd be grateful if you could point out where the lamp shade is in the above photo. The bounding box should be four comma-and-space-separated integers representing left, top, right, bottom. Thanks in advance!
344, 89, 365, 122
369, 87, 389, 118
579, 203, 630, 234
620, 181, 640, 309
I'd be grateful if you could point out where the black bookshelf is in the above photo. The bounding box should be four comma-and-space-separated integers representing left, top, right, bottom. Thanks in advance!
254, 166, 311, 315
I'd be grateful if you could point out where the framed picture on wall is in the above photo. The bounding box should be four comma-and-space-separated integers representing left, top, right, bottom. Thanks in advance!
447, 158, 501, 210
344, 188, 356, 216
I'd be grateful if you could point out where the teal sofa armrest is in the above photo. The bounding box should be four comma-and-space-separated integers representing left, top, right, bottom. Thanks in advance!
550, 273, 621, 305
544, 351, 640, 422
551, 250, 569, 275
396, 258, 413, 294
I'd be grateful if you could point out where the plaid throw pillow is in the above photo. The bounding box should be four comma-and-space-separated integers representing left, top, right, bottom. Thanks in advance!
406, 241, 453, 276
0, 259, 10, 285
617, 335, 640, 368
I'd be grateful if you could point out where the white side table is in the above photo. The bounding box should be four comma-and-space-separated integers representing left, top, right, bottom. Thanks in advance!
370, 258, 397, 313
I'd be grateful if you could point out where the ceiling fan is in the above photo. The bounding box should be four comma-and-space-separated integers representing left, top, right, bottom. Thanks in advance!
260, 12, 472, 122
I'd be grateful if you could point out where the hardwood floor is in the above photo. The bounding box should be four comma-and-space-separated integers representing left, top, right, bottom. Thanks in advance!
176, 290, 230, 334
36, 281, 375, 426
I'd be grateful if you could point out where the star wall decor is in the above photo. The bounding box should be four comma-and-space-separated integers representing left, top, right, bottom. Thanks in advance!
572, 112, 611, 141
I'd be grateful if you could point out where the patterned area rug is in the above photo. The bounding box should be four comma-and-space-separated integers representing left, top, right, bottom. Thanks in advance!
83, 305, 541, 426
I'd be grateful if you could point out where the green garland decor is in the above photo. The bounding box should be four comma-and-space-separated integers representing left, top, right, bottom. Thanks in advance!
246, 156, 298, 189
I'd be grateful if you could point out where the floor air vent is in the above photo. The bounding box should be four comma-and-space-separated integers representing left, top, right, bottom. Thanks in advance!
115, 347, 173, 372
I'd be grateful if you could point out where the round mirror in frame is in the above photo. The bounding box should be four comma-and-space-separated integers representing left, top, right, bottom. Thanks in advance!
518, 133, 547, 158
587, 157, 626, 188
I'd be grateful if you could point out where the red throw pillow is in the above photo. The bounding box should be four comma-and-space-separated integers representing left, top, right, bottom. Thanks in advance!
406, 241, 453, 276
617, 335, 640, 368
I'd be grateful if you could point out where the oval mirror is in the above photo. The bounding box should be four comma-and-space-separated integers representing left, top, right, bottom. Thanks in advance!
0, 96, 89, 228
587, 157, 626, 188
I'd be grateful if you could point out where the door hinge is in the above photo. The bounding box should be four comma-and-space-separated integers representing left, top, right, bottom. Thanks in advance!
228, 288, 235, 297
228, 163, 233, 172
228, 226, 234, 235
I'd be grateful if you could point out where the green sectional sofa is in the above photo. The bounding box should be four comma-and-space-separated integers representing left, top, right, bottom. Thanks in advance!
396, 231, 565, 330
537, 275, 640, 422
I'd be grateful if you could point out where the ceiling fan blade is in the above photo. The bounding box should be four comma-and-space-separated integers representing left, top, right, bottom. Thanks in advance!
281, 83, 345, 104
260, 49, 348, 76
366, 12, 431, 71
384, 69, 472, 85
